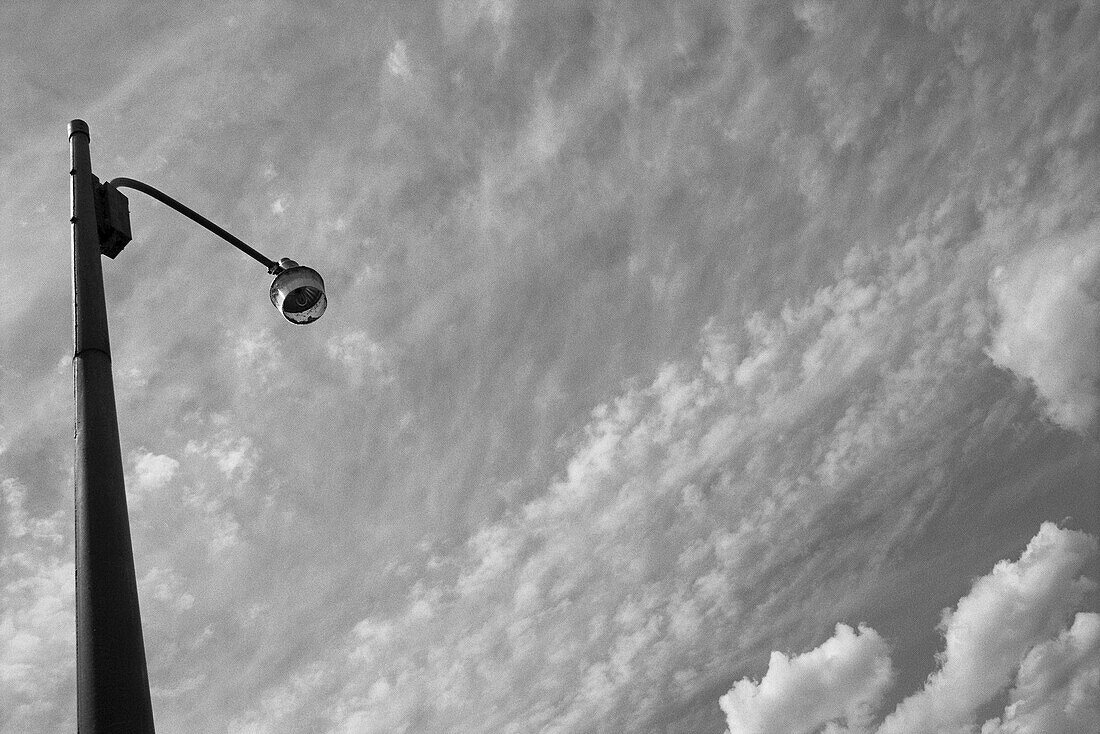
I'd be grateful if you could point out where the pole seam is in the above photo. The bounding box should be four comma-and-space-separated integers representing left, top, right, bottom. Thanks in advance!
74, 347, 112, 360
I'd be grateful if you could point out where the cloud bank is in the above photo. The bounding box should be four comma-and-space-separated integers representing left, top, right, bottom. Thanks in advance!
988, 227, 1100, 434
720, 522, 1100, 734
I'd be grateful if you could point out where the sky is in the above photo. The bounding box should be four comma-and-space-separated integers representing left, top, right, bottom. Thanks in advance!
1, 1, 1098, 732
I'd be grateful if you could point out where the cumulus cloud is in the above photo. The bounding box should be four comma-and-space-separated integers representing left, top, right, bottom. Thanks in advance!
988, 227, 1100, 434
719, 624, 893, 734
719, 523, 1100, 734
132, 451, 181, 491
877, 522, 1098, 734
983, 612, 1100, 734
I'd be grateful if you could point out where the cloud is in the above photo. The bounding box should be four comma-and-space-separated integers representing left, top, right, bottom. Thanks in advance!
719, 623, 893, 734
386, 40, 412, 79
0, 558, 74, 726
325, 330, 394, 387
439, 0, 515, 43
877, 522, 1098, 734
6, 1, 1100, 732
717, 523, 1100, 734
0, 478, 74, 731
987, 226, 1100, 434
124, 434, 257, 562
2, 479, 62, 544
226, 326, 293, 398
983, 612, 1100, 734
223, 214, 998, 732
184, 431, 259, 483
132, 451, 181, 491
139, 565, 196, 613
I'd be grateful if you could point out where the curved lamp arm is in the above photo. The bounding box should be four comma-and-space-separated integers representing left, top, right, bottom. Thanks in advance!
109, 177, 281, 273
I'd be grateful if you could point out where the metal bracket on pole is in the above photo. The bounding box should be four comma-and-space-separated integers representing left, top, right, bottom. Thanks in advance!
94, 179, 132, 258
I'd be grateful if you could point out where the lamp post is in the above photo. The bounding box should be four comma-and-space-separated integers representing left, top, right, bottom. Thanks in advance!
68, 119, 326, 733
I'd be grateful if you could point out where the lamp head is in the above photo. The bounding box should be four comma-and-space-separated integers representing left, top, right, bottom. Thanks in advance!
269, 258, 327, 324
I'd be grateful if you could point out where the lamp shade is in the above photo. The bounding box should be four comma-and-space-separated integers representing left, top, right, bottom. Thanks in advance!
270, 261, 327, 324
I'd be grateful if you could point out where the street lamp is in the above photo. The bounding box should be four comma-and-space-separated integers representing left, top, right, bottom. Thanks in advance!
68, 119, 326, 733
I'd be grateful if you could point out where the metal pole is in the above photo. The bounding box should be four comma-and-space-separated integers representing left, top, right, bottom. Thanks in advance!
70, 119, 156, 733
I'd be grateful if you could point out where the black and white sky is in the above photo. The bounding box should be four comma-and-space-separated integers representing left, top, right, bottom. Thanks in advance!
1, 1, 1098, 733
